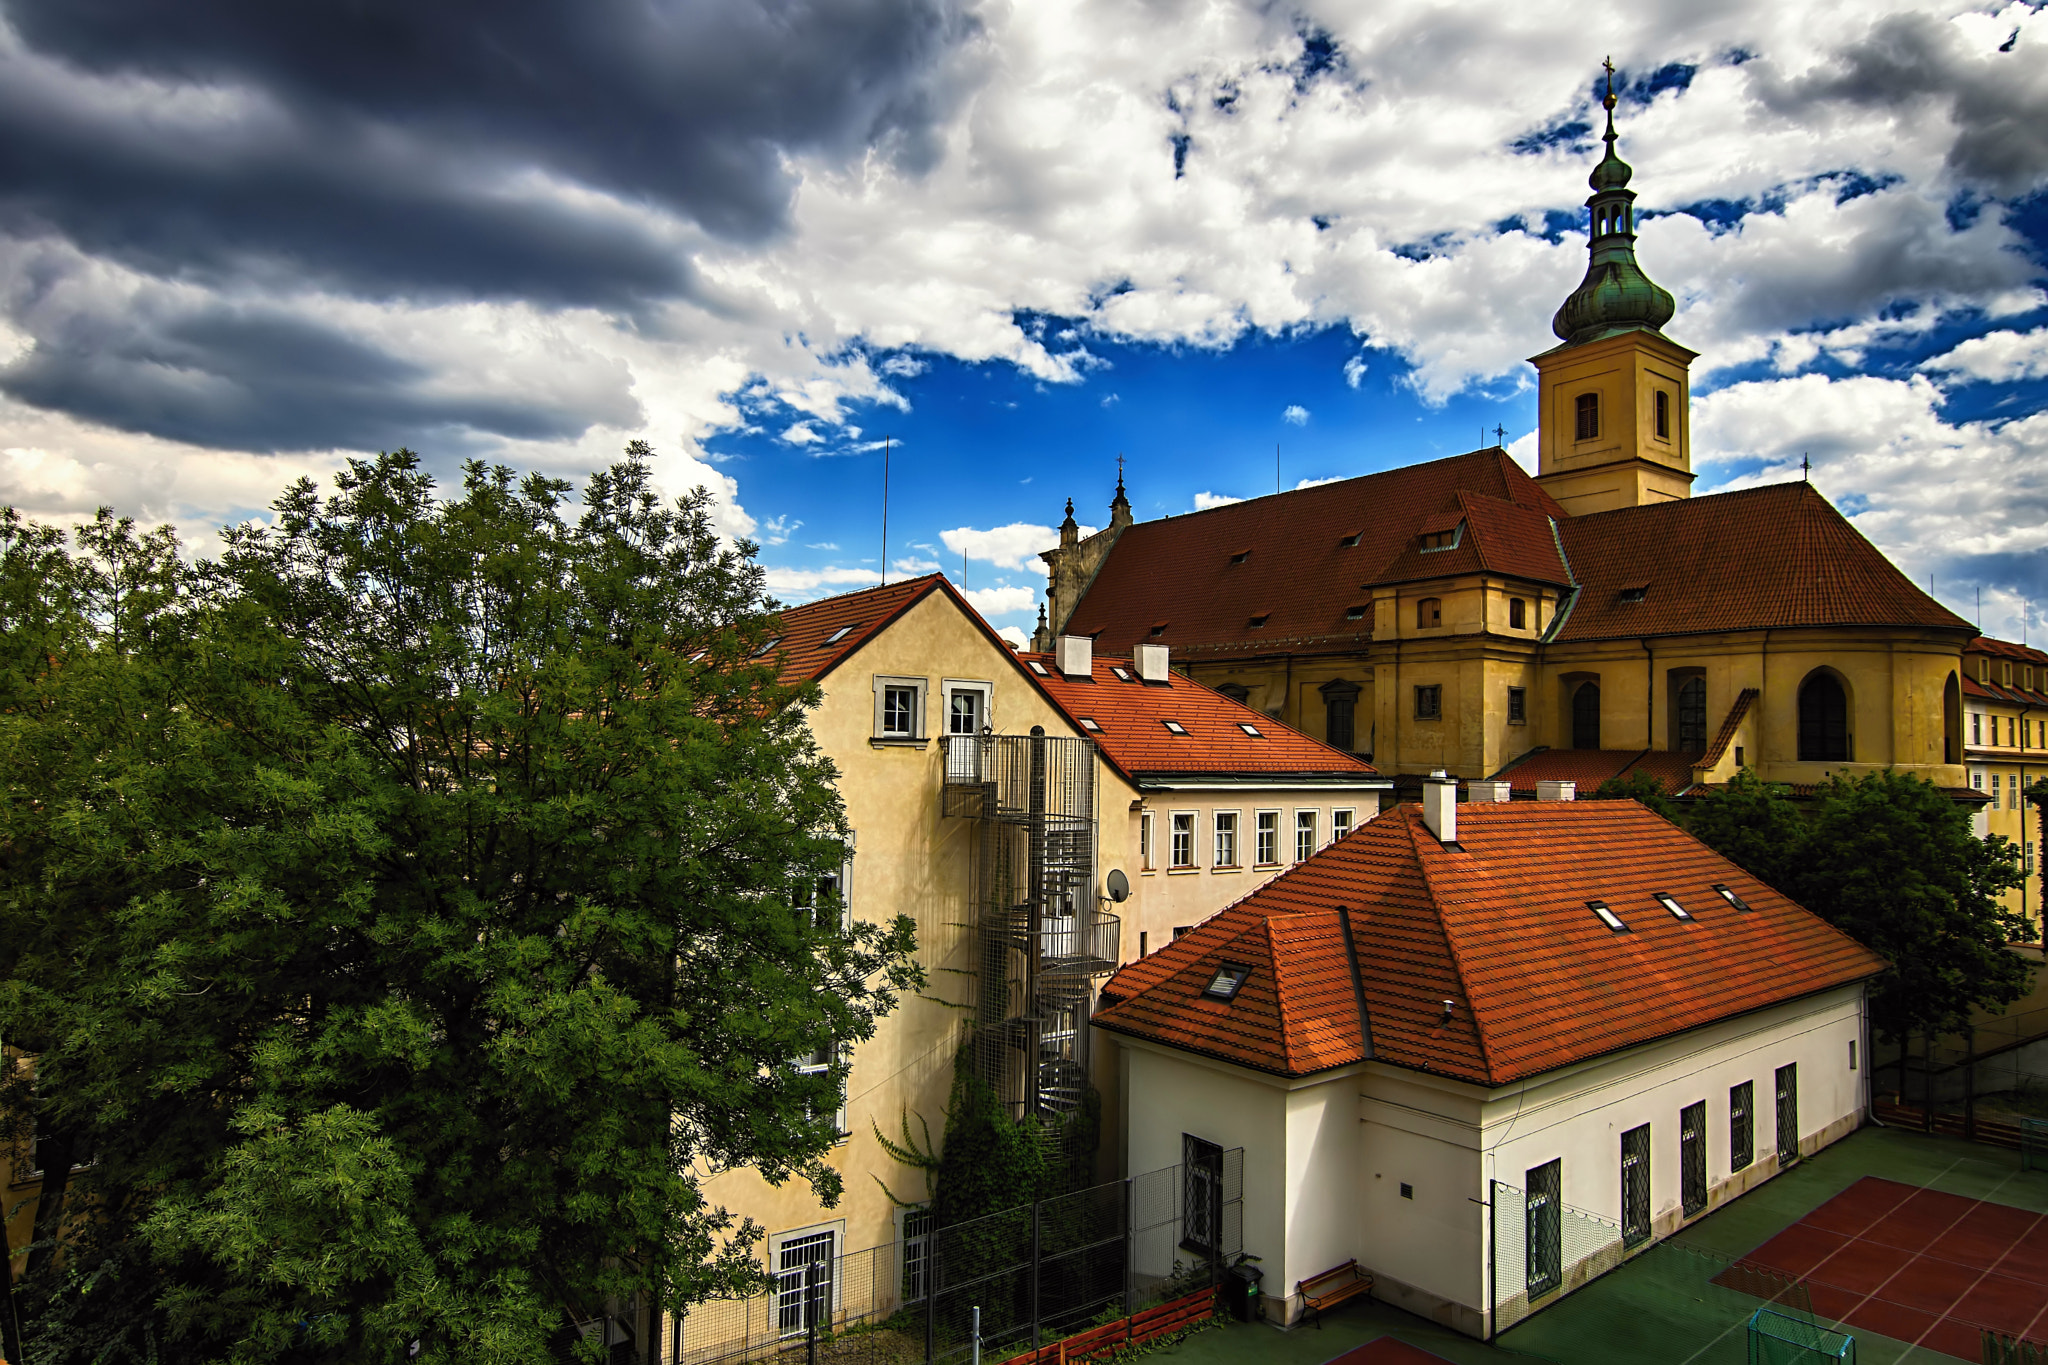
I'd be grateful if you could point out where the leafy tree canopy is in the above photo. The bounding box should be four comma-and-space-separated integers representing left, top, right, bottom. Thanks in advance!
1686, 768, 2027, 1043
0, 448, 919, 1363
1586, 771, 1679, 821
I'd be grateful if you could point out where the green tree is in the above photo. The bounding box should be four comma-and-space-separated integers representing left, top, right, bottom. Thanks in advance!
1687, 768, 2027, 1044
1586, 770, 1679, 821
0, 449, 919, 1364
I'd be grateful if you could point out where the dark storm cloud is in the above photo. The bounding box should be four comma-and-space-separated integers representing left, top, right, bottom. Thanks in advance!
0, 288, 641, 452
0, 0, 979, 301
1766, 14, 2048, 199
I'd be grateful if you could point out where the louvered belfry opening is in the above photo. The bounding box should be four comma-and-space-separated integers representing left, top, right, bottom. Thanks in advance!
942, 728, 1118, 1136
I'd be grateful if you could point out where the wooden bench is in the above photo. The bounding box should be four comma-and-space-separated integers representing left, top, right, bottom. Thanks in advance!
1296, 1259, 1373, 1328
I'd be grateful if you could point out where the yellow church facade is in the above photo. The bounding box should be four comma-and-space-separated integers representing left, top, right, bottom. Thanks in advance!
1034, 96, 1974, 804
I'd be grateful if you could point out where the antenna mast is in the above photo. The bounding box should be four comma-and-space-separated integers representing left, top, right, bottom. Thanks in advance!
880, 435, 891, 587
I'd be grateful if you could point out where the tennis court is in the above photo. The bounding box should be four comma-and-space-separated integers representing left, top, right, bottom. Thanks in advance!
1719, 1174, 2048, 1359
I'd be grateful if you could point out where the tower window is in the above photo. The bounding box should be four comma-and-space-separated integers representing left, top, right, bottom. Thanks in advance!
1655, 390, 1671, 440
1417, 597, 1442, 629
1508, 597, 1527, 630
1414, 685, 1442, 720
1575, 392, 1600, 441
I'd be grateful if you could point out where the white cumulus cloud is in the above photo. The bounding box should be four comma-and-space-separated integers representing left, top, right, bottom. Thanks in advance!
1282, 404, 1310, 426
1921, 326, 2048, 384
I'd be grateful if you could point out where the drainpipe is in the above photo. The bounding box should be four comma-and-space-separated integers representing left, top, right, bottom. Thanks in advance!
1644, 638, 1655, 750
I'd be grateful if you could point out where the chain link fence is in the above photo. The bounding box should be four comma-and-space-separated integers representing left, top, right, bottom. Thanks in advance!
671, 1149, 1241, 1365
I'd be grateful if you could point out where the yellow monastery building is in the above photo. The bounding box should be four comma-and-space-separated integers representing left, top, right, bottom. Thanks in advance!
1033, 103, 1976, 806
1964, 634, 2047, 935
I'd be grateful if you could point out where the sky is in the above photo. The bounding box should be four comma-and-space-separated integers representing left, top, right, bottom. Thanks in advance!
1, 1, 2046, 649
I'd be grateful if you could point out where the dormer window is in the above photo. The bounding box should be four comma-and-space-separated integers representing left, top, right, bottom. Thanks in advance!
1340, 533, 1362, 548
1229, 549, 1251, 565
1618, 586, 1648, 604
1418, 524, 1462, 552
1248, 613, 1269, 628
1575, 392, 1600, 441
1345, 604, 1367, 621
1149, 623, 1168, 638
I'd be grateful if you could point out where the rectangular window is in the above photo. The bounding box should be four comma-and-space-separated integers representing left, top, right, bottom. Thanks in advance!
1181, 1134, 1223, 1256
1849, 1039, 1857, 1072
1213, 811, 1239, 868
2011, 717, 2019, 746
872, 675, 927, 739
1575, 391, 1600, 441
1332, 808, 1355, 841
1509, 597, 1527, 630
1170, 813, 1195, 869
794, 1043, 845, 1136
1654, 389, 1671, 439
1525, 1158, 1562, 1299
1255, 810, 1279, 865
1414, 684, 1442, 720
900, 1207, 933, 1304
947, 686, 984, 736
1730, 1081, 1753, 1172
775, 1230, 837, 1339
1775, 1064, 1799, 1165
1680, 1101, 1707, 1218
1508, 686, 1526, 723
1141, 811, 1155, 871
1295, 810, 1318, 863
1973, 713, 1982, 744
1621, 1124, 1651, 1246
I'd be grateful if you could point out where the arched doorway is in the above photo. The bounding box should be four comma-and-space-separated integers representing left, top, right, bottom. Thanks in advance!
1798, 671, 1851, 762
1944, 671, 1962, 764
1572, 681, 1601, 750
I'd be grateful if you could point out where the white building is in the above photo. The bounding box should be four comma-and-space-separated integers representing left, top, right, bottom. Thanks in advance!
1091, 779, 1884, 1336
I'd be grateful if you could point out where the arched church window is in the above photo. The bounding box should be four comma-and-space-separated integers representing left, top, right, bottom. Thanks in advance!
1676, 676, 1706, 752
1572, 682, 1601, 750
1509, 597, 1528, 630
1417, 598, 1441, 629
1798, 672, 1851, 762
1575, 393, 1599, 441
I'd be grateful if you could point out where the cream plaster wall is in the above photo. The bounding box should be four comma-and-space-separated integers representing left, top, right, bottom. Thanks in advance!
702, 590, 1080, 1262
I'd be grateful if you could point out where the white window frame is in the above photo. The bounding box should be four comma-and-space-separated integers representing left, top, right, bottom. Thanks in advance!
1295, 809, 1319, 863
896, 1205, 934, 1305
1140, 810, 1155, 872
1332, 808, 1355, 841
1213, 810, 1240, 869
1254, 810, 1280, 866
770, 1222, 845, 1337
872, 675, 928, 740
793, 1042, 847, 1139
1170, 811, 1197, 871
941, 678, 993, 737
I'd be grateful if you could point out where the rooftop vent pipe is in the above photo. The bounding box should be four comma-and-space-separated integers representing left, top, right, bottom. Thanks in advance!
1422, 769, 1458, 844
1057, 634, 1093, 679
1135, 642, 1170, 683
1537, 780, 1577, 802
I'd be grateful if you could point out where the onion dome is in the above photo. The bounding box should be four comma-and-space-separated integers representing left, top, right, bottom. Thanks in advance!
1551, 63, 1675, 346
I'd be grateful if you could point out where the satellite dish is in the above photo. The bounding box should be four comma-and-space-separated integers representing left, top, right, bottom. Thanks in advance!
1105, 869, 1131, 903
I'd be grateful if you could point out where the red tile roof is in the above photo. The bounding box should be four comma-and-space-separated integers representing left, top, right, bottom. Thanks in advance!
1551, 483, 1971, 641
1963, 636, 2048, 706
1094, 801, 1885, 1087
1372, 490, 1573, 590
1490, 748, 1701, 795
1062, 448, 1562, 659
767, 574, 1025, 688
1021, 651, 1380, 783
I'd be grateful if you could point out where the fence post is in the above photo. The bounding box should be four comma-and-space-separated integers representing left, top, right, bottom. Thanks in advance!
1209, 1150, 1223, 1301
1123, 1175, 1136, 1322
925, 1228, 937, 1365
807, 1260, 821, 1365
1031, 1197, 1042, 1351
972, 1305, 980, 1365
1966, 1025, 1977, 1142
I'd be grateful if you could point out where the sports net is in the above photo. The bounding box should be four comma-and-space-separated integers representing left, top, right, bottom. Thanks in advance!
1747, 1308, 1853, 1364
2022, 1118, 2048, 1173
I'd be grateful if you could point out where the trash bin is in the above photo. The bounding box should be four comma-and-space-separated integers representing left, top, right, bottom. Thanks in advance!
1225, 1261, 1265, 1321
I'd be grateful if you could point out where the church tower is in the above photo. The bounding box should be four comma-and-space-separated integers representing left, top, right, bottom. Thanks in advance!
1531, 65, 1696, 516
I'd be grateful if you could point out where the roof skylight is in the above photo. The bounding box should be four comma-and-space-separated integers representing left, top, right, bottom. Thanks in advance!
1229, 550, 1251, 565
1655, 893, 1693, 921
1163, 720, 1189, 736
1248, 613, 1269, 628
1111, 666, 1134, 682
1588, 900, 1629, 932
1202, 963, 1251, 1001
1340, 533, 1362, 548
753, 637, 783, 657
1712, 883, 1751, 911
1345, 605, 1367, 621
1077, 717, 1102, 733
1028, 660, 1050, 675
1238, 722, 1262, 736
825, 624, 857, 644
1149, 623, 1167, 638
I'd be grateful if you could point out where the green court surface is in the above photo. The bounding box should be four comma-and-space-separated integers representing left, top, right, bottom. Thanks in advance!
1150, 1124, 2048, 1365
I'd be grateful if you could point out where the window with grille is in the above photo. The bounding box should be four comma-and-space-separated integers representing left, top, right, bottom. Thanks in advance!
1181, 1134, 1223, 1257
1295, 810, 1318, 862
1414, 684, 1442, 720
1775, 1064, 1799, 1165
1525, 1158, 1562, 1298
1675, 675, 1707, 753
1509, 597, 1527, 630
1680, 1101, 1707, 1217
776, 1230, 836, 1339
1255, 811, 1279, 865
1575, 392, 1600, 440
1621, 1124, 1651, 1246
1730, 1080, 1753, 1171
1171, 813, 1195, 869
1416, 597, 1441, 629
1508, 686, 1526, 724
1213, 812, 1238, 867
900, 1208, 932, 1304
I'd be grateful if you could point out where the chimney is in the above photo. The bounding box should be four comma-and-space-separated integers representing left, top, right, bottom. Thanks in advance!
1135, 642, 1170, 682
1467, 780, 1512, 803
1537, 780, 1577, 802
1057, 633, 1093, 679
1421, 769, 1458, 844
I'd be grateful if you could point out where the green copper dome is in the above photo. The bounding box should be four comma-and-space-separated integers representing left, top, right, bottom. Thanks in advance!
1551, 82, 1675, 346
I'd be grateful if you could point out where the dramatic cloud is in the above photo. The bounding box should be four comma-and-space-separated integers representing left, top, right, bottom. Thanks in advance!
940, 522, 1059, 570
962, 584, 1037, 617
1922, 326, 2048, 383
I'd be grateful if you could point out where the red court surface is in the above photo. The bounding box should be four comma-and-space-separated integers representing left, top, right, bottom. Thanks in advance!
1721, 1175, 2048, 1361
1321, 1337, 1457, 1365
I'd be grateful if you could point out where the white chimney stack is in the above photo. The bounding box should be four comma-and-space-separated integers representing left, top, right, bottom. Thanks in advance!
1057, 634, 1093, 679
1421, 769, 1458, 843
1467, 780, 1512, 803
1537, 780, 1577, 802
1135, 642, 1170, 682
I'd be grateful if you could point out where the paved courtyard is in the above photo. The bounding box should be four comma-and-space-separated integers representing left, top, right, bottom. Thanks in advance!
1148, 1123, 2048, 1365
